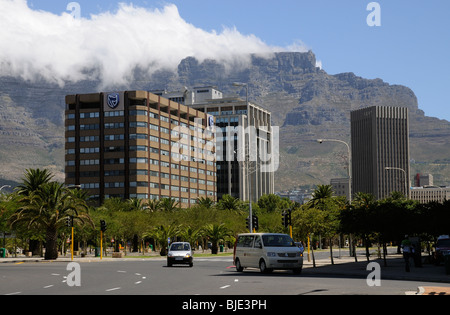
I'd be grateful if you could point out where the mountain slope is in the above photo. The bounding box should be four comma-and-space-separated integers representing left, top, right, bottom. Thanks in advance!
0, 51, 448, 190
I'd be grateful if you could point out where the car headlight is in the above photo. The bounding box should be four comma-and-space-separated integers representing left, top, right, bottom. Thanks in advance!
267, 252, 276, 257
185, 254, 191, 258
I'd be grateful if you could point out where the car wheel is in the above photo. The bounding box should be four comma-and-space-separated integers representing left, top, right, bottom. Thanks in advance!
259, 259, 272, 274
167, 260, 172, 267
235, 258, 244, 272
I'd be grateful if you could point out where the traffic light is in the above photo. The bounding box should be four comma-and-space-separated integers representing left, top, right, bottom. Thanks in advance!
100, 220, 107, 232
252, 215, 259, 231
66, 216, 73, 227
282, 210, 292, 228
282, 211, 287, 227
245, 217, 250, 230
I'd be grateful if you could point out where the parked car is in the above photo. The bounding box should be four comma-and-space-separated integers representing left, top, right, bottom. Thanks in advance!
233, 233, 303, 274
167, 242, 193, 267
434, 235, 450, 265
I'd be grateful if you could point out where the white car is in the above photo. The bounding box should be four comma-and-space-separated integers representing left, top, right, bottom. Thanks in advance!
233, 233, 303, 274
167, 242, 193, 267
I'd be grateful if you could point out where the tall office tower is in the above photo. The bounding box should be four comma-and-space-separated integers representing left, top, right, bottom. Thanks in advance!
65, 91, 217, 207
351, 106, 410, 200
154, 86, 275, 202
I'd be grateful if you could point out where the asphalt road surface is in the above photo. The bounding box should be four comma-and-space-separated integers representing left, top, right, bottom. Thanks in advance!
1, 256, 444, 297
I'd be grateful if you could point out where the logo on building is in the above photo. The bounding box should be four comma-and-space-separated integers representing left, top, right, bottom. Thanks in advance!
208, 116, 214, 128
107, 93, 120, 109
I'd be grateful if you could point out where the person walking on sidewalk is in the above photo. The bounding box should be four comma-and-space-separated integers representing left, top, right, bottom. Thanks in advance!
401, 236, 413, 272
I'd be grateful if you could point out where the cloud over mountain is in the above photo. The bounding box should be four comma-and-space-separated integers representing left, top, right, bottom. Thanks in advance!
0, 0, 307, 88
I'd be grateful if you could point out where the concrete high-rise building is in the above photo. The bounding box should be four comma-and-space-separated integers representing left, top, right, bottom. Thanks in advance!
351, 106, 410, 200
154, 86, 275, 202
65, 91, 217, 207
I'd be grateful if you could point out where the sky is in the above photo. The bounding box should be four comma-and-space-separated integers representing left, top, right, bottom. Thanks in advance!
1, 0, 449, 121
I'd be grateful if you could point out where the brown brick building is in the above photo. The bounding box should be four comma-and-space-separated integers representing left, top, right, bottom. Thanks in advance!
65, 91, 216, 207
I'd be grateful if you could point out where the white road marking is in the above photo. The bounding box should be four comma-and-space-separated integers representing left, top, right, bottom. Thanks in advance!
106, 287, 121, 292
220, 285, 231, 289
43, 285, 54, 289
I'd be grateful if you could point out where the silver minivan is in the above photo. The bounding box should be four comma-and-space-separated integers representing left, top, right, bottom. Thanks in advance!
233, 233, 303, 274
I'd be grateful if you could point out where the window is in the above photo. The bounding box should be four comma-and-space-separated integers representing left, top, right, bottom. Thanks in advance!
237, 235, 254, 248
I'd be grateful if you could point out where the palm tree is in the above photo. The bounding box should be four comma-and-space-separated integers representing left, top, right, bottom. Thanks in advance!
217, 194, 242, 214
309, 185, 333, 210
160, 198, 180, 212
15, 168, 54, 196
127, 198, 146, 211
203, 223, 231, 254
196, 197, 215, 209
147, 224, 180, 256
11, 182, 92, 260
180, 226, 203, 250
351, 192, 377, 261
145, 199, 162, 212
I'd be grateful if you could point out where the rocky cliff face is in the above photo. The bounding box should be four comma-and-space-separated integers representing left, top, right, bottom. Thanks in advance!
0, 51, 449, 189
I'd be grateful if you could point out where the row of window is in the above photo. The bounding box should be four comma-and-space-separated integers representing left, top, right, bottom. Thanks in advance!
80, 182, 216, 195
67, 110, 207, 131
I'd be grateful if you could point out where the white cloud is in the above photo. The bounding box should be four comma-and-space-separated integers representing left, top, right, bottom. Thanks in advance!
0, 0, 305, 88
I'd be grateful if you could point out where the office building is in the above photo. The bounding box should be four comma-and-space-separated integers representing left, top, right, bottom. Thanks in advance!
414, 173, 433, 187
410, 186, 450, 203
65, 91, 217, 207
351, 106, 410, 200
330, 178, 350, 200
154, 86, 275, 201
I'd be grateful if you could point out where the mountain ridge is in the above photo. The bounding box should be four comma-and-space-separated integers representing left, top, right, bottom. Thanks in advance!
0, 51, 448, 190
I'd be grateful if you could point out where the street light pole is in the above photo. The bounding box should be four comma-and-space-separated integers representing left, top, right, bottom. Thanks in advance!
317, 138, 353, 259
316, 139, 352, 203
385, 167, 409, 199
233, 82, 252, 232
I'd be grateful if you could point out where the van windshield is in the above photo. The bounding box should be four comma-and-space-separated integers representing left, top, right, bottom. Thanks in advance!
437, 239, 450, 248
262, 235, 295, 247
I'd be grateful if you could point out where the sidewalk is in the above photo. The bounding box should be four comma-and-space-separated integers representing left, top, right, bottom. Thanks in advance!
302, 253, 450, 285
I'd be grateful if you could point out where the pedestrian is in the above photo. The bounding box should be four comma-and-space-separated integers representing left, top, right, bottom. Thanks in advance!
401, 236, 412, 272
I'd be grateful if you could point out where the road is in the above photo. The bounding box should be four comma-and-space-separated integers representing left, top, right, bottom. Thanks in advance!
1, 256, 446, 297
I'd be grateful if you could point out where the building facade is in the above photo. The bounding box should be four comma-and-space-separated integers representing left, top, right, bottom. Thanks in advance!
65, 91, 217, 207
410, 186, 450, 203
330, 178, 350, 200
351, 106, 410, 200
154, 86, 275, 202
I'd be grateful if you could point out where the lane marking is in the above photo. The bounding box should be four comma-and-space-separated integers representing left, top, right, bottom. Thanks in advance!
220, 285, 231, 289
5, 292, 22, 295
106, 287, 121, 292
43, 285, 54, 289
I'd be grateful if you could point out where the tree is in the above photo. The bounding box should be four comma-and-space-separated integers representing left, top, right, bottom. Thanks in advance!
344, 192, 377, 262
203, 223, 231, 254
159, 198, 180, 212
11, 182, 92, 260
196, 197, 215, 209
15, 168, 54, 196
147, 224, 180, 256
217, 194, 243, 214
